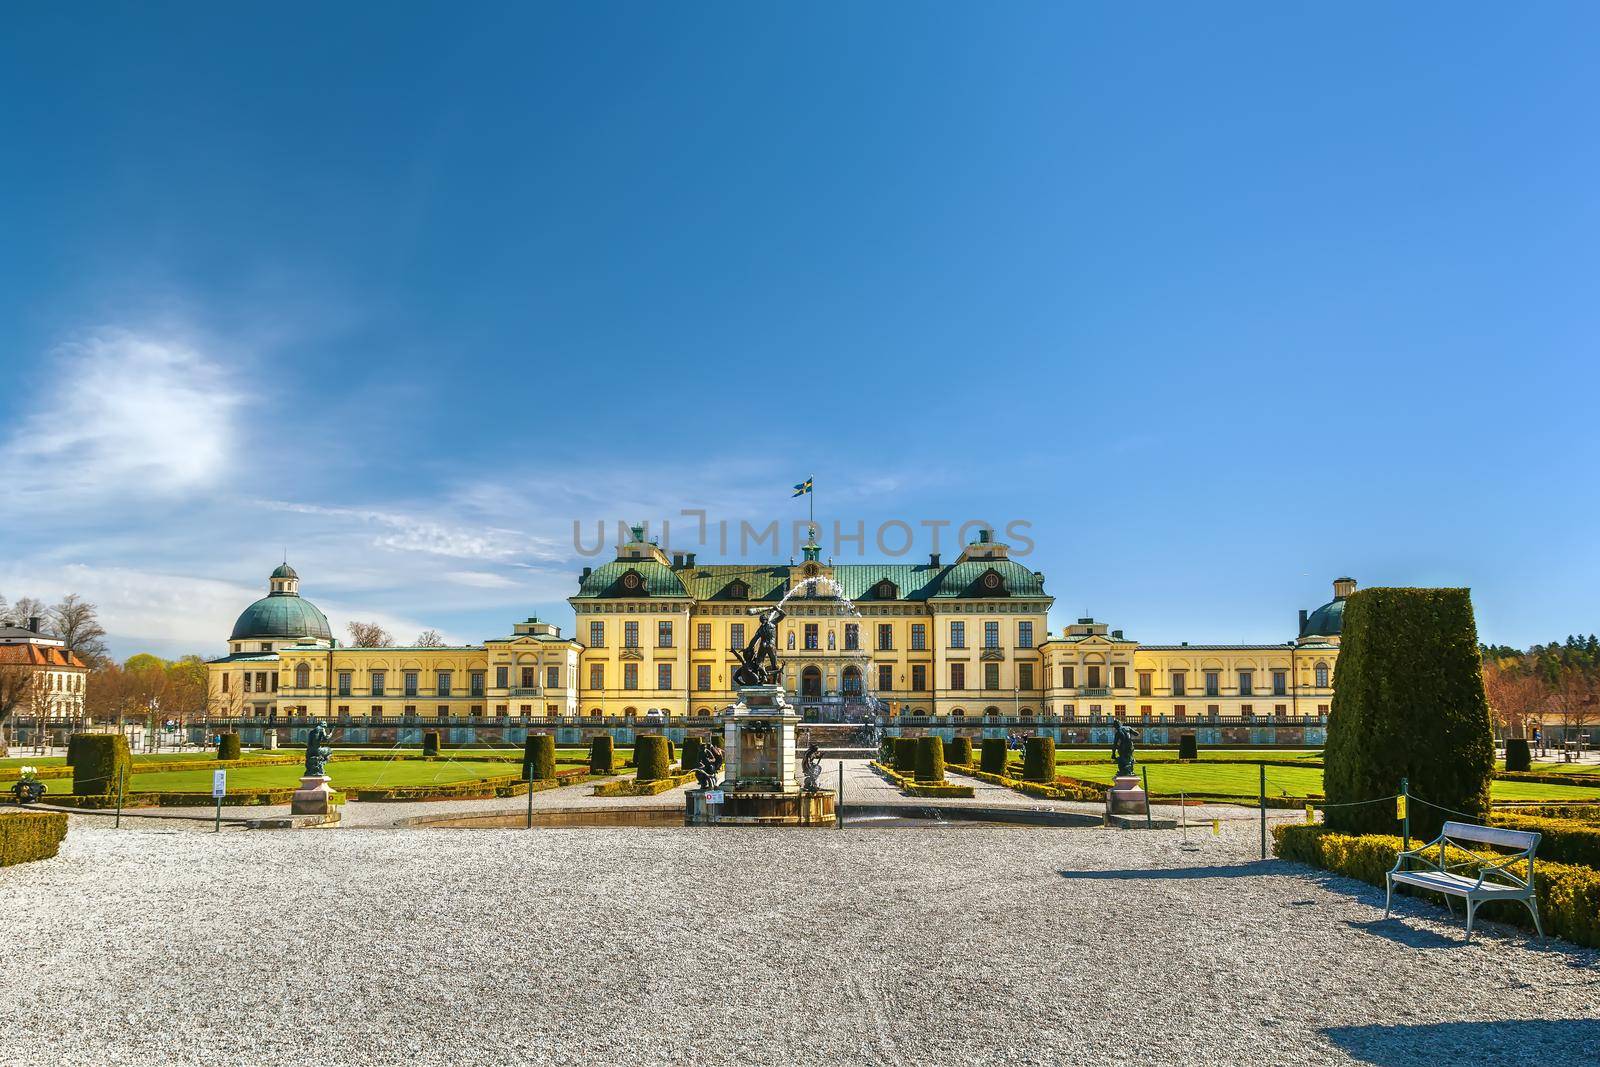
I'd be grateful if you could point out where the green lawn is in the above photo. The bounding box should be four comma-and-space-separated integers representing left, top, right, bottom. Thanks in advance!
1055, 748, 1324, 765
46, 758, 519, 794
1054, 761, 1600, 803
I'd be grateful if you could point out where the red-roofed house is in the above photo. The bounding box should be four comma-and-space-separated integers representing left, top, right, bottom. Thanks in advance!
0, 618, 90, 727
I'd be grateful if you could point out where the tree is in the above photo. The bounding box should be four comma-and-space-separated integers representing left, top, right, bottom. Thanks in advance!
0, 663, 34, 741
9, 596, 47, 628
347, 622, 393, 647
414, 630, 446, 647
51, 594, 108, 665
1324, 587, 1495, 841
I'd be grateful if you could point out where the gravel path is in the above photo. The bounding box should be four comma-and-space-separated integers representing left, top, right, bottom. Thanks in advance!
3, 821, 1597, 1066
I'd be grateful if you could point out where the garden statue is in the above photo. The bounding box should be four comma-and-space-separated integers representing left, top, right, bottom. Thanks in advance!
732, 605, 786, 687
801, 742, 823, 791
1109, 717, 1137, 777
304, 719, 333, 777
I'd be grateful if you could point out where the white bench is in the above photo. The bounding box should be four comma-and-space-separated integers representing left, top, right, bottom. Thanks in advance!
1385, 820, 1543, 942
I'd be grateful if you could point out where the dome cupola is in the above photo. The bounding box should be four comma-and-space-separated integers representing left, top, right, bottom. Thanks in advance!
1298, 576, 1355, 641
230, 563, 332, 643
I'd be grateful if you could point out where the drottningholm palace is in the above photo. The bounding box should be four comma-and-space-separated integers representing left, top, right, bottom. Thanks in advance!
203, 526, 1345, 746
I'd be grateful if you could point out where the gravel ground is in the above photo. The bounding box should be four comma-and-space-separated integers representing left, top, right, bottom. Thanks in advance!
4, 821, 1598, 1067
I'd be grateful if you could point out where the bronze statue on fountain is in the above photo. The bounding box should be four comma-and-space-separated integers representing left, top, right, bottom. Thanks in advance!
731, 605, 785, 688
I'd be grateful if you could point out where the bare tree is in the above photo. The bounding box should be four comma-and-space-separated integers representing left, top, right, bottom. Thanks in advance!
9, 596, 47, 629
414, 630, 446, 647
347, 621, 394, 647
1482, 659, 1544, 738
51, 594, 108, 665
0, 663, 34, 742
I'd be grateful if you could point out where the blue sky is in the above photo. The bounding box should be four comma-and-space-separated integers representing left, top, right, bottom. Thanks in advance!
1, 4, 1596, 659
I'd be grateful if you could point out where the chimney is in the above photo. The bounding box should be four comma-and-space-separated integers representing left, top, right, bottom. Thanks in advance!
27, 616, 40, 634
686, 553, 696, 568
1298, 609, 1308, 632
673, 552, 684, 568
1111, 629, 1123, 640
581, 566, 592, 580
929, 552, 941, 567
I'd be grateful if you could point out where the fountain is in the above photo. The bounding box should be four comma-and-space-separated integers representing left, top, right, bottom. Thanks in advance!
684, 590, 837, 826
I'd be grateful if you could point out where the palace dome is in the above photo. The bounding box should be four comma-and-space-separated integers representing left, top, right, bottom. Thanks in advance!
230, 565, 332, 642
1299, 577, 1356, 639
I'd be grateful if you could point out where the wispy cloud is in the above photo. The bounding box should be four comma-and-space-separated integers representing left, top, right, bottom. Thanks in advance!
0, 329, 240, 509
256, 500, 566, 563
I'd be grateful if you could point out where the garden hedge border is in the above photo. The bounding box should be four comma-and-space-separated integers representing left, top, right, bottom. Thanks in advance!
592, 771, 697, 797
0, 811, 68, 866
870, 761, 975, 799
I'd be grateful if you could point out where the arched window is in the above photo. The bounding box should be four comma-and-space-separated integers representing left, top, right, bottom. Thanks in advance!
295, 663, 310, 689
696, 706, 710, 717
841, 666, 862, 696
1315, 662, 1329, 688
801, 666, 822, 699
588, 708, 602, 718
1019, 707, 1034, 720
623, 706, 637, 719
984, 706, 1000, 718
951, 708, 965, 718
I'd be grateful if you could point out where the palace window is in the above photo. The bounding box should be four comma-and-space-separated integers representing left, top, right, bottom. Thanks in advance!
1238, 671, 1253, 697
437, 705, 448, 720
403, 705, 415, 717
804, 624, 819, 650
338, 706, 350, 720
590, 663, 604, 691
624, 621, 639, 648
1018, 621, 1033, 648
696, 665, 711, 691
878, 664, 893, 692
1315, 663, 1329, 688
1138, 671, 1152, 697
470, 672, 485, 697
877, 623, 892, 650
437, 671, 452, 697
1113, 665, 1126, 688
404, 672, 419, 697
589, 621, 605, 648
521, 666, 536, 688
1205, 671, 1219, 697
624, 664, 638, 690
295, 664, 310, 689
222, 673, 230, 693
338, 672, 352, 697
1171, 671, 1186, 697
496, 666, 508, 688
697, 623, 712, 650
1019, 663, 1034, 690
950, 622, 966, 649
911, 623, 926, 651
1272, 670, 1287, 696
1063, 665, 1075, 688
844, 624, 859, 651
371, 705, 381, 718
843, 667, 863, 696
370, 671, 385, 696
1241, 704, 1254, 720
1317, 704, 1329, 717
657, 663, 672, 690
984, 621, 1000, 649
984, 663, 1000, 690
730, 623, 745, 650
658, 620, 673, 648
243, 673, 252, 693
1087, 665, 1102, 688
546, 666, 559, 689
950, 663, 966, 690
912, 664, 927, 691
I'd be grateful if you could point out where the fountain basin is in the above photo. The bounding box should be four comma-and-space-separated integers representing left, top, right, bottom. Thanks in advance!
685, 787, 835, 826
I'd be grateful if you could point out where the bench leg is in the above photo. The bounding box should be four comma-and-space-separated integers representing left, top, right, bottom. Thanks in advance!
1464, 897, 1477, 942
1384, 877, 1392, 919
1525, 897, 1545, 943
1442, 892, 1455, 917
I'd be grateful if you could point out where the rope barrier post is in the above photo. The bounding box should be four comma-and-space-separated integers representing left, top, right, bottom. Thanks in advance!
1258, 762, 1266, 860
115, 765, 126, 829
836, 761, 844, 829
1141, 765, 1152, 829
1401, 776, 1410, 852
526, 775, 534, 830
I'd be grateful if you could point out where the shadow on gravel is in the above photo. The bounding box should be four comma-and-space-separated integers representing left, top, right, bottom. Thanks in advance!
1343, 917, 1465, 949
1057, 863, 1265, 880
1323, 1019, 1600, 1066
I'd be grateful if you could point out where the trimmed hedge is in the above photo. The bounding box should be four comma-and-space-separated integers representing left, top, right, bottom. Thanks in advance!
1023, 736, 1056, 783
945, 736, 973, 767
217, 733, 242, 761
524, 734, 556, 781
893, 737, 918, 774
1503, 737, 1531, 772
1272, 824, 1600, 948
681, 736, 705, 775
635, 735, 671, 782
1324, 588, 1494, 841
589, 736, 616, 774
916, 736, 946, 783
668, 739, 677, 763
593, 770, 696, 797
980, 738, 1007, 775
1504, 805, 1600, 824
66, 734, 89, 767
1178, 733, 1198, 760
71, 733, 130, 798
0, 812, 69, 866
870, 762, 975, 799
422, 731, 440, 757
1489, 813, 1600, 870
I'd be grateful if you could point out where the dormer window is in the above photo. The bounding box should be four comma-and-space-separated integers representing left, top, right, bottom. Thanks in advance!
979, 569, 1006, 594
618, 570, 644, 593
875, 580, 897, 599
725, 580, 748, 599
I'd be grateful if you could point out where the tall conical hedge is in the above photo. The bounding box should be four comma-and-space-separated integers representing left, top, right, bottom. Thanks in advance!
681, 735, 705, 774
635, 735, 671, 782
980, 737, 1007, 774
893, 737, 918, 774
1323, 587, 1494, 841
945, 736, 973, 767
71, 733, 130, 798
216, 733, 241, 761
589, 735, 615, 774
1023, 736, 1056, 783
524, 734, 556, 781
916, 736, 946, 782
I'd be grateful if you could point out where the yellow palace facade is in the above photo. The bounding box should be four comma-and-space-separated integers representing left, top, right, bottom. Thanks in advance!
206, 528, 1346, 737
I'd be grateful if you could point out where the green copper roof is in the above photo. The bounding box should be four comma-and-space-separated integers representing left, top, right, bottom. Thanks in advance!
229, 593, 332, 642
572, 560, 690, 599
271, 563, 299, 580
573, 558, 1048, 602
1300, 597, 1346, 638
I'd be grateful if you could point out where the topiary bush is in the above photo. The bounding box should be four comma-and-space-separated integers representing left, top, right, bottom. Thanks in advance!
667, 739, 676, 763
1324, 588, 1494, 841
589, 735, 616, 774
945, 736, 973, 767
71, 733, 130, 798
422, 731, 440, 757
634, 735, 671, 782
893, 737, 918, 774
66, 734, 88, 767
524, 734, 556, 781
1504, 737, 1531, 773
1023, 736, 1056, 783
217, 733, 241, 761
681, 735, 704, 773
916, 736, 946, 783
980, 737, 1007, 774
1178, 733, 1198, 760
0, 812, 68, 867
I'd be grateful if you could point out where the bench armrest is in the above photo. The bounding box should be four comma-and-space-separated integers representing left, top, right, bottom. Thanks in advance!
1388, 842, 1445, 876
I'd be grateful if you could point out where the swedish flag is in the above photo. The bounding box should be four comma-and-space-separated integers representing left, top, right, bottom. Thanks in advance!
792, 478, 813, 497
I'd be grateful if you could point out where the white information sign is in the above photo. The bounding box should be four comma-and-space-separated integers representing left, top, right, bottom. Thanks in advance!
212, 770, 227, 798
704, 790, 724, 805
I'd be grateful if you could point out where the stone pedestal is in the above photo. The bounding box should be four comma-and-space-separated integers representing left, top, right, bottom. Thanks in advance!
1106, 774, 1148, 816
291, 774, 334, 815
263, 731, 279, 751
685, 684, 834, 825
